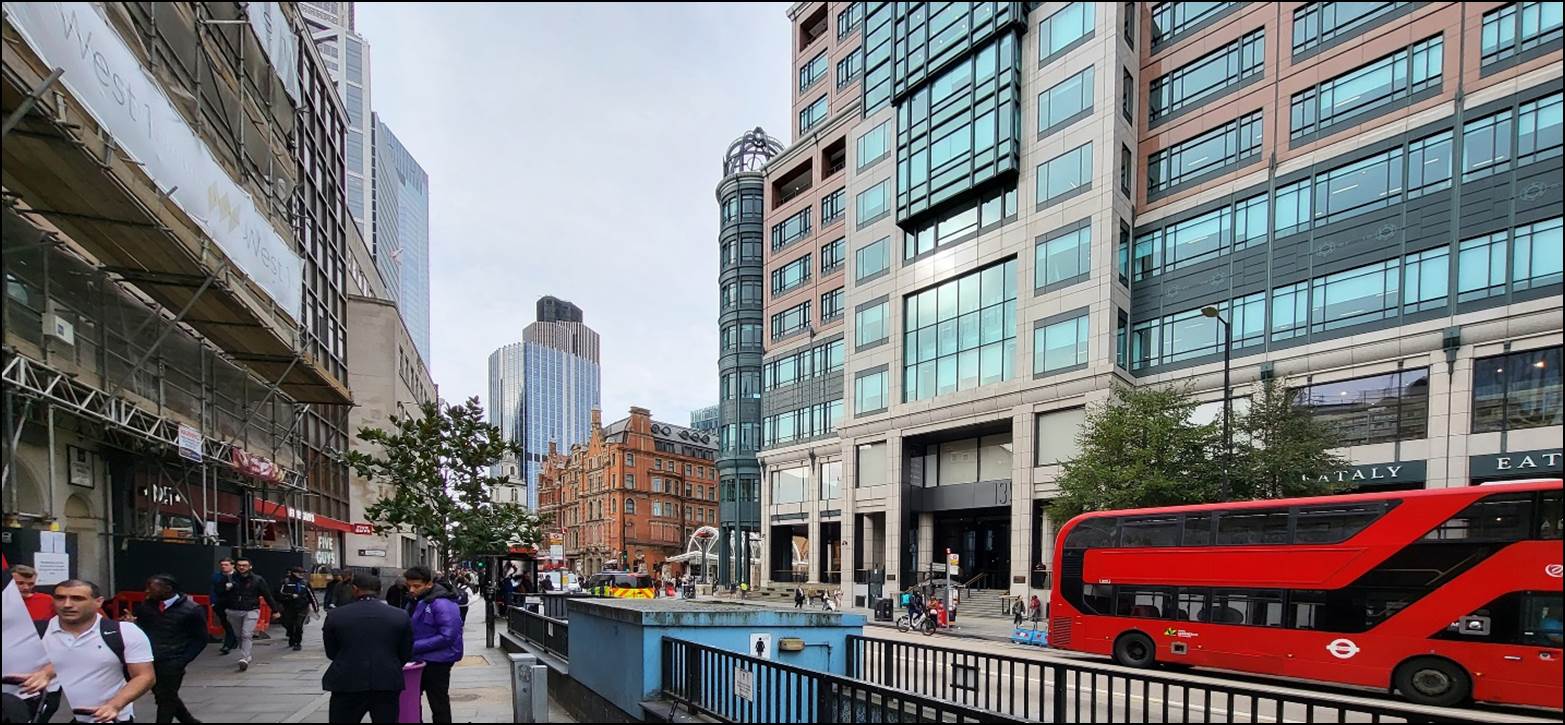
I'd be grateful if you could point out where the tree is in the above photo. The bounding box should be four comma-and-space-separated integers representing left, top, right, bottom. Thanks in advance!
1049, 384, 1222, 521
1230, 378, 1349, 500
344, 397, 548, 568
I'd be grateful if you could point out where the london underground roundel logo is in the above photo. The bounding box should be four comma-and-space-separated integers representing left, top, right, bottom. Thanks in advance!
1547, 564, 1564, 578
1326, 638, 1361, 659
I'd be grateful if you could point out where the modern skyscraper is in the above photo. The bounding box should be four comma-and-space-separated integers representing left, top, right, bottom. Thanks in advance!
299, 2, 373, 238
716, 128, 784, 587
751, 2, 1564, 606
374, 117, 433, 364
689, 405, 720, 432
488, 297, 602, 509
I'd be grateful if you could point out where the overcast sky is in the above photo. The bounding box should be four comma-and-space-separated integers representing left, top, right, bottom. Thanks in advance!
357, 2, 791, 426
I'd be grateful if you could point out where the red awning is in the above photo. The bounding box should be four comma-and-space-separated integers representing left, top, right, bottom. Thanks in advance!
251, 498, 352, 533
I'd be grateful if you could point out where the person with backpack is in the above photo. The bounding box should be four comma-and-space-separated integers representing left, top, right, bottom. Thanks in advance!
434, 573, 470, 624
276, 567, 320, 651
22, 579, 155, 723
129, 574, 207, 723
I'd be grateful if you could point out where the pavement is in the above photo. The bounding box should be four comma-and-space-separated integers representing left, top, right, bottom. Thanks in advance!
48, 597, 573, 723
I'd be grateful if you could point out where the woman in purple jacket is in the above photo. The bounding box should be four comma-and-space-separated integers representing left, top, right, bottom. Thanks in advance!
403, 566, 464, 724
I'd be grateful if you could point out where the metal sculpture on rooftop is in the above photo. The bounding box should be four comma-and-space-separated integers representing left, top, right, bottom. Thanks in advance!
723, 127, 783, 176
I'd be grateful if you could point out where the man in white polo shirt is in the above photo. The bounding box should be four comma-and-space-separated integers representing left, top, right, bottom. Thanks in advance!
18, 579, 155, 723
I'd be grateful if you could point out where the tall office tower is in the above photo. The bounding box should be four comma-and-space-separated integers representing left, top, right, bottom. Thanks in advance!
374, 117, 432, 364
299, 2, 374, 241
716, 128, 784, 587
690, 405, 721, 432
751, 2, 1563, 606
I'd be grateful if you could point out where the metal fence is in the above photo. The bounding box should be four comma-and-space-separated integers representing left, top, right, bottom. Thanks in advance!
845, 636, 1496, 724
661, 636, 1024, 724
508, 606, 569, 660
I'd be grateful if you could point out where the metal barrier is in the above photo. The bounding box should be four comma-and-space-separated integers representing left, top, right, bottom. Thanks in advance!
508, 606, 569, 660
661, 636, 1023, 723
845, 636, 1495, 724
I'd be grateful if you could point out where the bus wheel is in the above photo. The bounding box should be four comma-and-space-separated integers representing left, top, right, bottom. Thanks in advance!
1394, 657, 1471, 707
1112, 632, 1156, 668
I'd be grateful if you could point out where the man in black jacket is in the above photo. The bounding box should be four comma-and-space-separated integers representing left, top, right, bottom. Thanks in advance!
322, 572, 414, 723
224, 558, 280, 672
131, 574, 208, 724
276, 567, 320, 651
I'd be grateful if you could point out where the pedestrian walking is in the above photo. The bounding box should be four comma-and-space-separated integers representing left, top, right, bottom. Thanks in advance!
21, 579, 155, 723
2, 556, 61, 724
323, 570, 355, 610
276, 567, 320, 651
210, 559, 238, 655
1028, 594, 1042, 626
403, 566, 463, 724
322, 572, 413, 724
224, 558, 280, 672
1012, 598, 1024, 626
385, 578, 408, 610
8, 565, 55, 636
130, 574, 207, 724
793, 586, 805, 609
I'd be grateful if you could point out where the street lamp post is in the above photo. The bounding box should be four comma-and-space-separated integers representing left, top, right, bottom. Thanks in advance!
1201, 306, 1233, 501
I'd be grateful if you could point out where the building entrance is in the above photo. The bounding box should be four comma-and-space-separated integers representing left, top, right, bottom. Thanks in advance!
932, 507, 1009, 590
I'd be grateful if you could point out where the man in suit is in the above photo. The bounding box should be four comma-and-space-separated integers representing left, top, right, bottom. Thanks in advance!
130, 574, 208, 723
322, 572, 414, 723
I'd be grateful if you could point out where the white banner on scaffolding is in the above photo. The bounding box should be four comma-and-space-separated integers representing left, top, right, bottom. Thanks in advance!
246, 2, 301, 105
4, 2, 304, 317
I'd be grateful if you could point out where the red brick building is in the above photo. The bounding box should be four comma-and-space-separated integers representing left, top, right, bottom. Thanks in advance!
538, 407, 719, 577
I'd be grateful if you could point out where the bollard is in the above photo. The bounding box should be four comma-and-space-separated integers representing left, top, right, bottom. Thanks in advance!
509, 652, 547, 723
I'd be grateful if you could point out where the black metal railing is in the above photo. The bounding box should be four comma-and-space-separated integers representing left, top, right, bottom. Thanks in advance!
508, 606, 569, 660
530, 592, 595, 620
770, 569, 805, 584
661, 637, 1022, 723
845, 636, 1494, 723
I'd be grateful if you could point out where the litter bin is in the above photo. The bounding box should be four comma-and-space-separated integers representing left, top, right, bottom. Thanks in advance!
874, 597, 894, 621
399, 661, 427, 722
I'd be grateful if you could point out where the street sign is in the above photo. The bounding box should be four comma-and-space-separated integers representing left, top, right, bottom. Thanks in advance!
177, 425, 202, 462
358, 549, 387, 557
734, 667, 754, 702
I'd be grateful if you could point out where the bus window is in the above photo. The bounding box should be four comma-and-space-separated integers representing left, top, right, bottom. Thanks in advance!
1181, 512, 1213, 546
1211, 590, 1284, 626
1539, 492, 1562, 539
1175, 588, 1207, 622
1523, 593, 1564, 647
1424, 493, 1533, 541
1115, 587, 1174, 618
1294, 502, 1385, 544
1216, 509, 1290, 545
1064, 518, 1118, 549
1081, 584, 1113, 614
1120, 516, 1181, 547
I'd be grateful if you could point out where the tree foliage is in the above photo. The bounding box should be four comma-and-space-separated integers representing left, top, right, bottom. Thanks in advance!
344, 397, 548, 567
1050, 380, 1348, 521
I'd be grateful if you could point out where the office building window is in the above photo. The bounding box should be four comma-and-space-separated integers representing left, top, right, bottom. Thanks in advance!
1121, 68, 1135, 123
771, 208, 812, 249
862, 1, 893, 114
857, 121, 890, 170
771, 254, 812, 294
837, 51, 863, 88
1117, 222, 1132, 286
821, 237, 846, 274
1120, 145, 1133, 195
1149, 112, 1262, 193
916, 433, 1013, 486
1402, 247, 1450, 313
1275, 130, 1451, 236
764, 339, 844, 391
1036, 143, 1093, 207
1040, 3, 1095, 63
1150, 30, 1265, 122
800, 50, 828, 93
1295, 369, 1430, 445
821, 287, 845, 321
856, 300, 888, 347
1515, 217, 1565, 290
1311, 259, 1400, 332
856, 441, 887, 487
1115, 308, 1129, 368
1034, 314, 1090, 375
1124, 2, 1137, 47
1481, 2, 1564, 64
1473, 346, 1563, 433
820, 460, 842, 501
838, 2, 864, 38
763, 400, 844, 447
857, 179, 890, 225
1464, 92, 1563, 180
1035, 223, 1091, 289
903, 186, 1018, 260
1039, 66, 1095, 134
1035, 407, 1087, 465
1131, 293, 1264, 369
771, 466, 808, 504
856, 237, 890, 282
1151, 2, 1235, 49
800, 94, 830, 133
822, 187, 847, 224
855, 370, 889, 414
772, 301, 812, 339
1291, 35, 1442, 139
1136, 193, 1268, 280
1294, 2, 1412, 55
903, 259, 1017, 401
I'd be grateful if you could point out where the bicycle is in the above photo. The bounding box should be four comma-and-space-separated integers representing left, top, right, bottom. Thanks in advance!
895, 609, 938, 635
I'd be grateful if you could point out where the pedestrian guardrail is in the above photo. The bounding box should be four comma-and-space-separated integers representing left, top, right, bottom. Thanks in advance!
508, 606, 569, 660
845, 635, 1497, 723
661, 636, 1025, 723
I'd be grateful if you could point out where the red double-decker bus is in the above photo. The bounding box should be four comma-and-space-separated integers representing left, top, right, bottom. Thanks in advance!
1049, 479, 1563, 709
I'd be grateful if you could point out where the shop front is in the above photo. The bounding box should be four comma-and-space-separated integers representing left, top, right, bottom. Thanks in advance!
1470, 449, 1564, 484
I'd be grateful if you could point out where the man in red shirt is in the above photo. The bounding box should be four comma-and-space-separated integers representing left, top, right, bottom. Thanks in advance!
9, 564, 54, 634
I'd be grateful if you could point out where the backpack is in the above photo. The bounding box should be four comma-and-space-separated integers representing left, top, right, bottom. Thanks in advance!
97, 616, 132, 681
